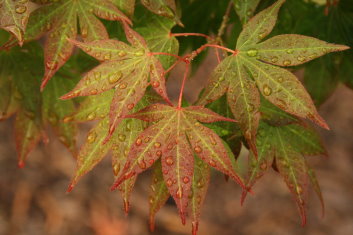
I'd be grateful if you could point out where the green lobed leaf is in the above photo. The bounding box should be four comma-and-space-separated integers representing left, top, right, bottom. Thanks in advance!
24, 0, 130, 89
112, 0, 136, 18
140, 0, 182, 26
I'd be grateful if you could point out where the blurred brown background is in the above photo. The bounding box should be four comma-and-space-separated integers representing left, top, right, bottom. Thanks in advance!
1, 53, 353, 235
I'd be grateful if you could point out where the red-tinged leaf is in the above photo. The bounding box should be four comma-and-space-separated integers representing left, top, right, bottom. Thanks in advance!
0, 0, 36, 45
24, 0, 130, 89
236, 0, 285, 49
184, 106, 236, 123
233, 0, 261, 24
240, 55, 328, 129
141, 0, 182, 26
227, 57, 260, 153
185, 118, 244, 188
307, 166, 325, 215
112, 0, 136, 18
251, 34, 349, 67
149, 161, 170, 232
68, 117, 113, 191
190, 156, 210, 235
162, 134, 194, 224
111, 105, 244, 223
61, 26, 171, 137
65, 90, 114, 123
111, 117, 145, 213
275, 141, 309, 226
14, 111, 42, 168
197, 56, 260, 155
245, 124, 274, 191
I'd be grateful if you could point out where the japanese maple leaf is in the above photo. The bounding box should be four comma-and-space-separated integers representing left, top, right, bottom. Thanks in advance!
243, 121, 326, 225
0, 0, 36, 45
61, 24, 172, 139
24, 0, 131, 90
111, 104, 245, 224
197, 0, 349, 153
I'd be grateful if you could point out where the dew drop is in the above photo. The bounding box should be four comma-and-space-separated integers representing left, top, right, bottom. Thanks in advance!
46, 60, 58, 70
183, 176, 190, 184
15, 5, 27, 14
113, 163, 120, 176
118, 51, 127, 57
118, 134, 126, 142
87, 132, 97, 143
176, 188, 183, 198
247, 49, 258, 57
271, 56, 278, 63
90, 89, 98, 95
166, 156, 174, 166
119, 83, 127, 89
263, 84, 272, 96
156, 150, 162, 157
166, 179, 173, 187
286, 49, 294, 54
135, 138, 142, 146
194, 146, 202, 153
154, 142, 161, 148
209, 159, 216, 167
87, 112, 96, 120
277, 77, 284, 83
152, 81, 160, 88
197, 180, 204, 188
283, 60, 291, 66
127, 103, 134, 110
138, 160, 146, 169
109, 71, 122, 84
297, 56, 306, 62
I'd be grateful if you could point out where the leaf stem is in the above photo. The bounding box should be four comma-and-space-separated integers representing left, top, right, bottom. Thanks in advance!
178, 63, 190, 109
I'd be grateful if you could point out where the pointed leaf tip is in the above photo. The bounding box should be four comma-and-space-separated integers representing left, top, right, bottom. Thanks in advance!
67, 183, 74, 193
149, 216, 155, 232
192, 221, 199, 235
18, 160, 25, 168
123, 199, 130, 215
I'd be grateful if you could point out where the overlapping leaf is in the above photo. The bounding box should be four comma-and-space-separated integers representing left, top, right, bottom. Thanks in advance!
113, 0, 136, 18
198, 0, 348, 152
0, 0, 36, 45
243, 121, 326, 225
111, 104, 245, 224
233, 0, 261, 24
0, 43, 78, 166
61, 24, 172, 140
24, 0, 130, 89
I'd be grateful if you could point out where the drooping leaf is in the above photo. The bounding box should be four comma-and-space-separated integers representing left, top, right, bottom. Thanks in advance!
0, 0, 36, 45
233, 0, 261, 24
61, 24, 171, 139
111, 104, 245, 223
24, 0, 131, 89
242, 121, 326, 225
